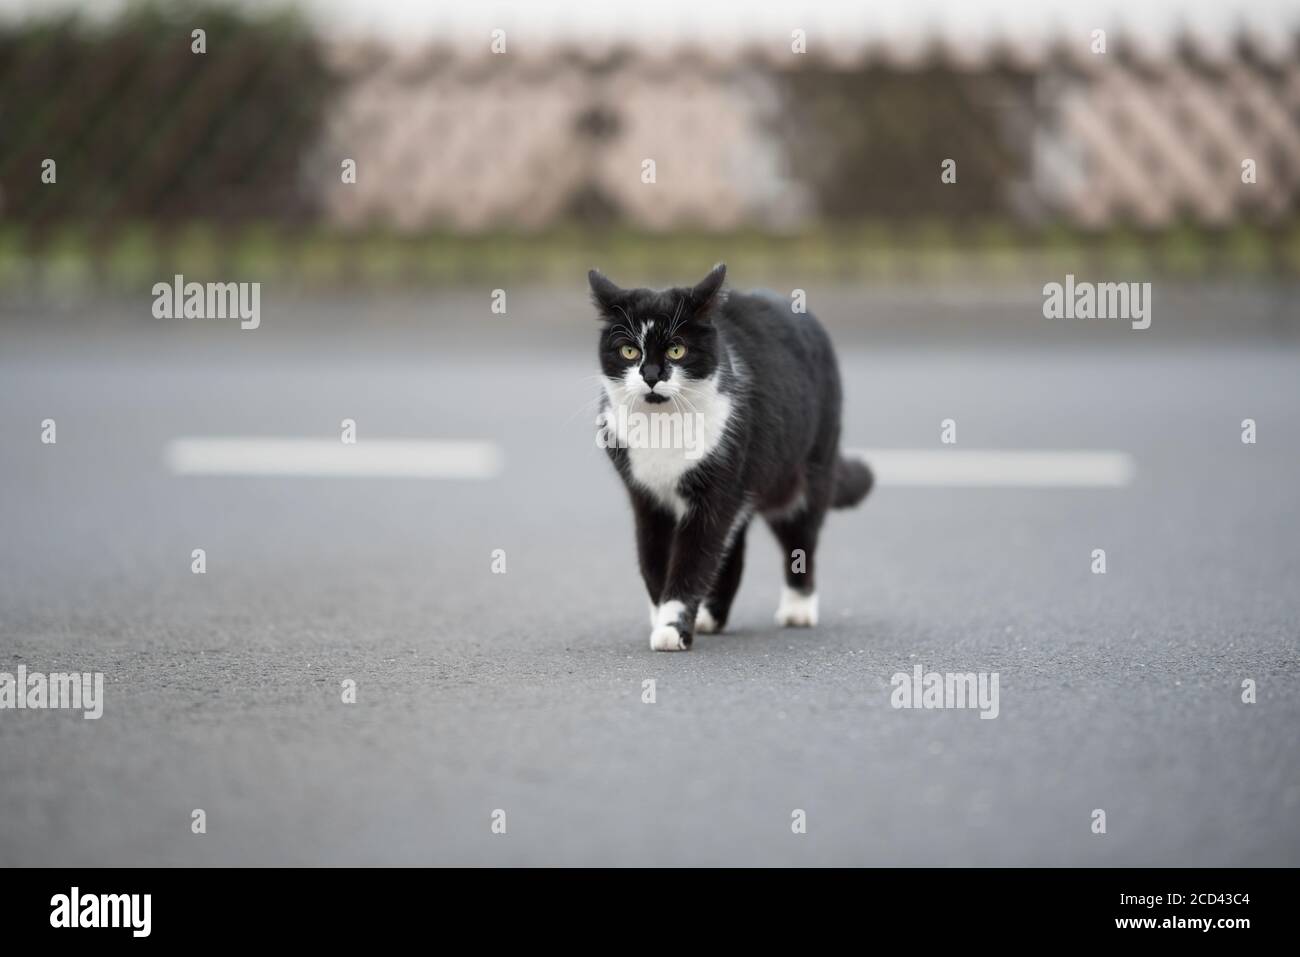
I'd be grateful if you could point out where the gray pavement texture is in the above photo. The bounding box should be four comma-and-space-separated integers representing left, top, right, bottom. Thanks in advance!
1, 286, 1298, 866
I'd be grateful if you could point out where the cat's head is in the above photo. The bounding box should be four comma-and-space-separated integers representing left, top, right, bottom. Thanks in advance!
588, 263, 727, 406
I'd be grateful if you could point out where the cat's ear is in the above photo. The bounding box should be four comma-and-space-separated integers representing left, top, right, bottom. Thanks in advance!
689, 262, 727, 312
588, 269, 624, 316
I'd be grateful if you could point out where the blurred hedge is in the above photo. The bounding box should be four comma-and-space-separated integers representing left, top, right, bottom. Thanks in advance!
0, 1, 339, 226
2, 221, 1296, 296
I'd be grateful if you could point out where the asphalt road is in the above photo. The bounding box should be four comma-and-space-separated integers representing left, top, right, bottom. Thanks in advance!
1, 289, 1298, 866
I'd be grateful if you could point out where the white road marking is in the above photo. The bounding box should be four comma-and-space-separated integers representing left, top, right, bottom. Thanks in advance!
165, 438, 503, 479
847, 449, 1134, 488
166, 441, 1126, 487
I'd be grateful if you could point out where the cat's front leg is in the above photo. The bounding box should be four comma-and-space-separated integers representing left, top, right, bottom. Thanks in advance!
649, 598, 697, 651
632, 493, 675, 625
649, 504, 742, 651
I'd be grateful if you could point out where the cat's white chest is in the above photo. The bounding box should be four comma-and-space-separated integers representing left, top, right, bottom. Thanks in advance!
605, 380, 733, 519
627, 442, 696, 518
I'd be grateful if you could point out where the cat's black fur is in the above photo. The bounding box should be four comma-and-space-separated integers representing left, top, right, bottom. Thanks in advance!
591, 263, 872, 651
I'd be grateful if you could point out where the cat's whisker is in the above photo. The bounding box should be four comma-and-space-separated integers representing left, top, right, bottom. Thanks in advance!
560, 390, 609, 431
666, 298, 685, 340
670, 390, 702, 418
608, 322, 637, 345
670, 390, 704, 417
666, 392, 692, 421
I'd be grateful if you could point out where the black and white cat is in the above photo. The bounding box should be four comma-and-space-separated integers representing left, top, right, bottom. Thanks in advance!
591, 263, 872, 651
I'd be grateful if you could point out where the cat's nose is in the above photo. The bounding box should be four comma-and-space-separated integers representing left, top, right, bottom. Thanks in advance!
641, 363, 663, 387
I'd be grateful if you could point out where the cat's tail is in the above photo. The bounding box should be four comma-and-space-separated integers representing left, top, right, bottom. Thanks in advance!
831, 453, 874, 509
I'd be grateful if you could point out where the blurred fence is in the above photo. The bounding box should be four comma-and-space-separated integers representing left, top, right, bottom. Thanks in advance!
0, 3, 336, 224
1, 3, 1298, 292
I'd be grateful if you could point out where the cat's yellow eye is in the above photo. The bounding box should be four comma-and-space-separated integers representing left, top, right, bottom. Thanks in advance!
620, 345, 640, 361
666, 344, 687, 360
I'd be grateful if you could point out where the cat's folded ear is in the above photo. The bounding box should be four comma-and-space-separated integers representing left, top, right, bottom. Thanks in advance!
588, 269, 624, 316
689, 262, 727, 312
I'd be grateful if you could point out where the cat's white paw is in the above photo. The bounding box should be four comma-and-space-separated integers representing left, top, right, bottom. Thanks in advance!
775, 587, 818, 627
650, 625, 688, 651
650, 600, 689, 650
694, 605, 719, 634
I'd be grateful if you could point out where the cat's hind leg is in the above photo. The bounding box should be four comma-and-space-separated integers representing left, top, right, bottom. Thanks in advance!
765, 470, 831, 628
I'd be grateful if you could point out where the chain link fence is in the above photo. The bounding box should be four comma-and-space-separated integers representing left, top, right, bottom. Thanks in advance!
1, 2, 1297, 293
